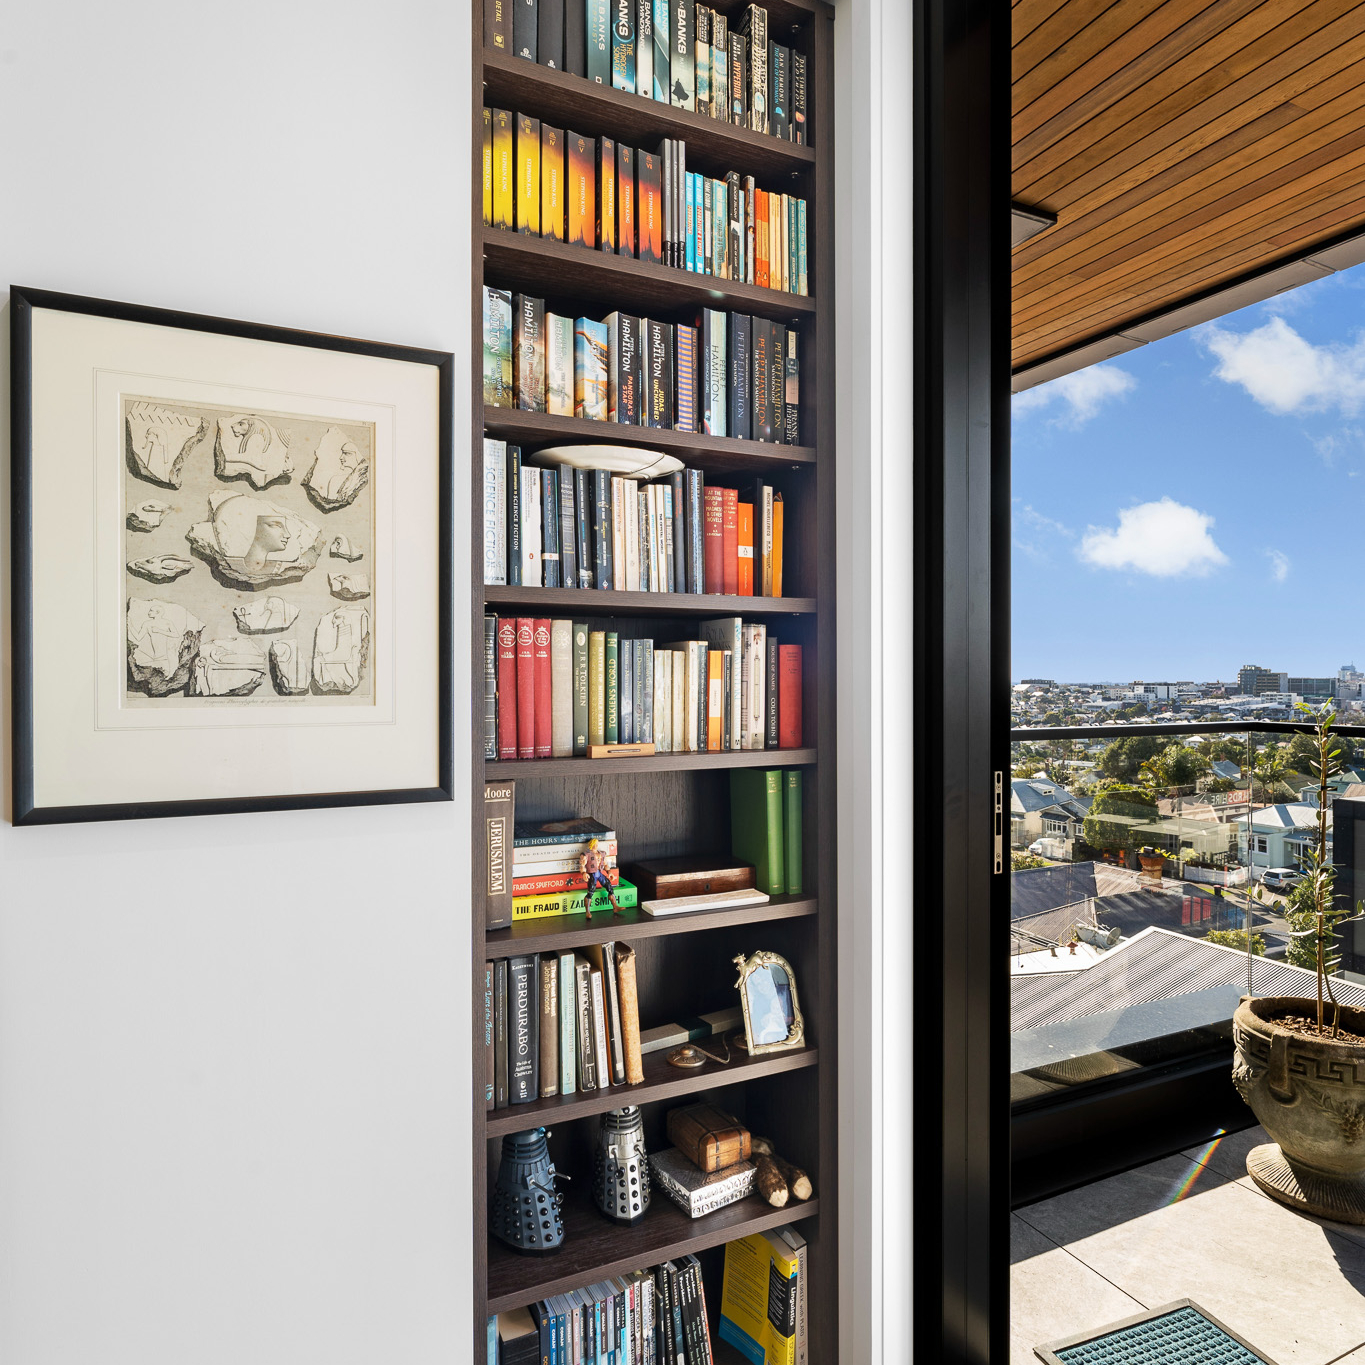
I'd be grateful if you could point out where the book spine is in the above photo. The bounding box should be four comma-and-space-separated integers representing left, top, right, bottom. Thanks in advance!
702, 310, 725, 437
497, 618, 518, 758
574, 958, 597, 1090
601, 945, 626, 1083
483, 438, 507, 586
725, 171, 740, 282
747, 623, 766, 749
611, 0, 635, 92
484, 616, 498, 759
772, 489, 784, 596
771, 321, 786, 442
693, 642, 708, 752
711, 11, 728, 123
675, 324, 697, 432
778, 642, 802, 748
589, 969, 611, 1088
484, 284, 512, 404
752, 315, 772, 440
533, 618, 552, 758
513, 881, 638, 920
539, 0, 564, 66
540, 469, 560, 586
721, 650, 733, 751
647, 318, 673, 428
538, 954, 558, 1097
572, 623, 589, 754
593, 469, 613, 588
521, 460, 541, 586
484, 961, 495, 1108
485, 0, 510, 50
771, 41, 789, 138
706, 647, 724, 752
558, 952, 577, 1094
761, 484, 774, 594
514, 0, 538, 59
587, 0, 610, 81
639, 639, 654, 741
513, 870, 616, 897
671, 0, 695, 109
744, 174, 755, 284
662, 139, 674, 268
551, 619, 573, 757
798, 197, 808, 295
620, 637, 634, 742
516, 114, 541, 235
546, 312, 573, 414
784, 768, 803, 895
567, 132, 594, 247
729, 312, 750, 439
744, 3, 767, 132
588, 629, 606, 746
485, 779, 515, 933
784, 329, 800, 443
729, 31, 745, 125
702, 486, 723, 594
558, 463, 577, 586
618, 142, 636, 257
565, 0, 586, 73
653, 0, 672, 101
685, 169, 696, 271
636, 0, 653, 97
575, 469, 593, 587
639, 151, 662, 265
719, 487, 739, 595
695, 4, 711, 116
766, 635, 780, 748
515, 618, 536, 759
682, 470, 701, 594
605, 632, 620, 743
736, 501, 754, 597
575, 317, 608, 419
792, 49, 806, 144
483, 109, 493, 226
616, 312, 641, 422
494, 958, 509, 1108
598, 135, 617, 252
610, 475, 625, 588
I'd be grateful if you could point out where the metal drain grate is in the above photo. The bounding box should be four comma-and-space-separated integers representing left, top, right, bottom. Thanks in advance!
1035, 1300, 1279, 1365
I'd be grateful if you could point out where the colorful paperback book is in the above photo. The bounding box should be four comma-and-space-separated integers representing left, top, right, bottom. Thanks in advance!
652, 0, 671, 102
513, 293, 545, 412
546, 312, 574, 416
636, 0, 653, 96
541, 124, 564, 240
482, 287, 512, 407
567, 130, 595, 247
492, 108, 514, 229
611, 0, 635, 92
513, 883, 638, 923
482, 437, 507, 585
574, 317, 609, 420
482, 109, 492, 225
670, 0, 695, 109
587, 0, 610, 81
516, 112, 540, 234
618, 142, 636, 257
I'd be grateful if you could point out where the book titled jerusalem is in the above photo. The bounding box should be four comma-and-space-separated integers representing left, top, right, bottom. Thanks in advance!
513, 293, 545, 412
482, 286, 512, 408
484, 780, 516, 930
611, 0, 635, 92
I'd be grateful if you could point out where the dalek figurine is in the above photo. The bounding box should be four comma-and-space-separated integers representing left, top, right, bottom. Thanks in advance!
491, 1127, 566, 1256
592, 1106, 651, 1225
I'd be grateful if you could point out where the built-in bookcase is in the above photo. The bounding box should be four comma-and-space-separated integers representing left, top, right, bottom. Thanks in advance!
469, 5, 836, 1358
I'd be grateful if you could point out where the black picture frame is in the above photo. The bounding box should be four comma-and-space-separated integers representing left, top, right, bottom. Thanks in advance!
9, 285, 454, 825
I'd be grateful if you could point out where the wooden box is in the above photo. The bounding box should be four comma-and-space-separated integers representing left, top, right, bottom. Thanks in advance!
625, 855, 755, 902
665, 1102, 752, 1173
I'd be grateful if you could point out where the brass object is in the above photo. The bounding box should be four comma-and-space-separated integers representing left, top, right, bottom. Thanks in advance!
732, 950, 805, 1055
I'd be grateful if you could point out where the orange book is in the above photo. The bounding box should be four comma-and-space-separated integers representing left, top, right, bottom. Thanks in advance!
567, 130, 595, 248
706, 648, 726, 751
771, 493, 784, 597
756, 191, 769, 289
778, 645, 802, 748
737, 502, 754, 596
541, 125, 564, 241
617, 143, 635, 257
597, 136, 616, 253
516, 113, 540, 235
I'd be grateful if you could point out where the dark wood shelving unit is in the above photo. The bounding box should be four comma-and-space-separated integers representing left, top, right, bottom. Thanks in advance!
472, 5, 836, 1360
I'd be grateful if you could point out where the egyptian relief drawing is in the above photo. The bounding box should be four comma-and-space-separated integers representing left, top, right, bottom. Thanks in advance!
123, 395, 374, 704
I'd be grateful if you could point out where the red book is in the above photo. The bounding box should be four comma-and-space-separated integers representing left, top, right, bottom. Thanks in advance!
512, 868, 621, 897
533, 617, 552, 759
497, 617, 518, 760
516, 617, 536, 760
737, 502, 755, 596
778, 644, 803, 748
722, 488, 739, 595
703, 486, 724, 594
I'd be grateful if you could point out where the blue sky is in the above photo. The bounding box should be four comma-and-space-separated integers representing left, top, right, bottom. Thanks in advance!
1012, 261, 1365, 683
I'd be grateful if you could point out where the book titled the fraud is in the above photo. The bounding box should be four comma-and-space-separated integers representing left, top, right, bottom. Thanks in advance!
611, 0, 635, 92
567, 130, 595, 247
513, 293, 545, 412
574, 317, 608, 420
587, 0, 610, 81
546, 312, 574, 417
670, 0, 695, 109
638, 150, 662, 264
597, 135, 617, 252
483, 779, 515, 930
606, 311, 641, 424
492, 108, 514, 229
482, 287, 512, 407
515, 112, 540, 234
617, 142, 636, 256
540, 124, 564, 240
650, 1148, 757, 1218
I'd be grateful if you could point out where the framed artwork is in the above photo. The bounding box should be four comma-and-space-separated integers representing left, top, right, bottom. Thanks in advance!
10, 286, 453, 824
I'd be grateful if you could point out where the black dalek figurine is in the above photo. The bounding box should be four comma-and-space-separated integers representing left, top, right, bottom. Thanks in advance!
592, 1107, 651, 1225
491, 1127, 566, 1256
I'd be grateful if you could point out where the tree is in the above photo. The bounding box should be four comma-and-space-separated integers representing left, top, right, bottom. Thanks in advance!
1011, 851, 1048, 871
1285, 732, 1320, 775
1206, 928, 1266, 955
1208, 737, 1247, 765
1253, 747, 1288, 804
1097, 735, 1165, 782
1082, 783, 1157, 853
1143, 742, 1209, 790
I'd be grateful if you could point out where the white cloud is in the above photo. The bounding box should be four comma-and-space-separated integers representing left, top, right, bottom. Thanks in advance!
1267, 549, 1290, 583
1201, 316, 1365, 415
1012, 365, 1136, 429
1078, 498, 1229, 578
1012, 503, 1074, 562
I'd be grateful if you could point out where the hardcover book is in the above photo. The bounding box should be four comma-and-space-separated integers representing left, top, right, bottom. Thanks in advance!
507, 954, 539, 1103
766, 634, 780, 746
721, 487, 738, 594
546, 312, 574, 416
784, 768, 803, 895
574, 469, 593, 587
482, 286, 512, 407
540, 124, 565, 240
574, 317, 608, 420
483, 960, 495, 1108
516, 112, 540, 234
483, 615, 498, 757
484, 779, 515, 929
550, 619, 573, 756
557, 464, 577, 585
497, 618, 518, 757
494, 958, 509, 1107
605, 632, 619, 743
572, 623, 589, 753
588, 629, 606, 744
567, 131, 595, 247
778, 643, 802, 748
516, 617, 536, 758
729, 767, 785, 895
557, 951, 577, 1095
611, 0, 635, 92
538, 954, 559, 1097
702, 486, 723, 594
512, 293, 545, 412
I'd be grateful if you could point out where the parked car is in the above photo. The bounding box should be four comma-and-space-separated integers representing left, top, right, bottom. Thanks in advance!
1261, 867, 1303, 892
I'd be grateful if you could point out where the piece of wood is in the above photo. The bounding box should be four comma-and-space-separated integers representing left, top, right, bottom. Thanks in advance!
484, 585, 816, 617
755, 1154, 788, 1207
588, 742, 657, 758
774, 1153, 813, 1201
485, 747, 817, 778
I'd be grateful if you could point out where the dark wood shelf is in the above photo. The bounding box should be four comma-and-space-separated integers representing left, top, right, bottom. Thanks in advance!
487, 895, 817, 954
487, 1186, 820, 1314
482, 406, 814, 470
485, 748, 816, 778
484, 585, 815, 618
487, 1044, 817, 1137
481, 49, 816, 184
483, 228, 814, 324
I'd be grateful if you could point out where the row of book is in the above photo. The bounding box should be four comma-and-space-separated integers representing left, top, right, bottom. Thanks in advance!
483, 442, 787, 596
490, 1230, 808, 1365
483, 616, 804, 758
730, 767, 801, 897
484, 290, 800, 444
486, 0, 807, 144
484, 112, 808, 295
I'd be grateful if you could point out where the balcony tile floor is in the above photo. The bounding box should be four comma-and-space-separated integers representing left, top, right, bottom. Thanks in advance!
1011, 1125, 1365, 1364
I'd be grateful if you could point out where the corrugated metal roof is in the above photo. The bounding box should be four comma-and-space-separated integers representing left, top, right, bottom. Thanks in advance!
1011, 927, 1365, 1032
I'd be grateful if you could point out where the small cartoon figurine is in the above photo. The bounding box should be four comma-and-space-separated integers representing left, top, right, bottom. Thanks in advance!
580, 837, 621, 919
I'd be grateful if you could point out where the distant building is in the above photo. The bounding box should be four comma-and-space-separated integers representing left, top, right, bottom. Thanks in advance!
1019, 679, 1056, 687
1239, 664, 1288, 696
1235, 803, 1330, 873
1288, 676, 1335, 700
1010, 779, 1092, 849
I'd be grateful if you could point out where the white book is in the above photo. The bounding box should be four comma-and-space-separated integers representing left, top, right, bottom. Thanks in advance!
624, 478, 640, 592
641, 488, 654, 592
742, 624, 767, 749
663, 641, 703, 752
611, 475, 626, 590
662, 483, 676, 592
653, 651, 671, 753
521, 472, 541, 586
547, 313, 574, 417
697, 617, 743, 750
482, 438, 507, 586
671, 648, 686, 752
589, 970, 611, 1092
513, 853, 615, 876
550, 619, 573, 757
640, 887, 770, 918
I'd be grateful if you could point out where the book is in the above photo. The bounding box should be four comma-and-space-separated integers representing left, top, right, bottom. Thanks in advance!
784, 328, 799, 442
697, 617, 742, 748
515, 618, 536, 759
498, 1306, 541, 1365
771, 41, 790, 138
620, 635, 634, 740
572, 623, 589, 753
567, 131, 595, 247
515, 113, 540, 234
546, 313, 573, 416
669, 470, 687, 593
611, 0, 635, 91
702, 486, 723, 593
538, 954, 558, 1098
505, 444, 522, 586
588, 629, 606, 745
614, 943, 644, 1083
592, 468, 612, 586
482, 439, 506, 586
483, 286, 512, 407
512, 879, 638, 922
701, 309, 726, 436
695, 5, 711, 116
653, 649, 672, 752
766, 634, 779, 747
605, 631, 620, 743
712, 9, 728, 123
728, 312, 751, 439
719, 486, 739, 595
521, 462, 542, 587
513, 869, 618, 897
486, 0, 510, 50
573, 955, 597, 1089
484, 962, 495, 1108
565, 0, 586, 73
513, 293, 545, 412
792, 50, 807, 144
784, 768, 803, 896
706, 646, 725, 750
574, 469, 593, 587
729, 29, 746, 125
574, 317, 608, 419
558, 951, 577, 1095
646, 318, 673, 429
541, 125, 565, 241
483, 616, 498, 759
587, 0, 610, 81
730, 767, 784, 894
670, 0, 695, 109
507, 950, 537, 1108
539, 469, 559, 586
494, 958, 509, 1108
539, 0, 563, 66
752, 315, 772, 440
721, 1233, 798, 1365
588, 966, 611, 1085
618, 142, 636, 257
639, 150, 662, 265
482, 109, 493, 225
640, 886, 770, 917
736, 500, 754, 596
778, 1227, 808, 1365
492, 109, 514, 228
484, 779, 515, 930
636, 0, 653, 97
551, 619, 573, 757
675, 323, 698, 432
606, 311, 641, 423
741, 5, 768, 132
770, 322, 786, 441
497, 618, 518, 758
598, 135, 617, 252
686, 469, 705, 594
513, 0, 537, 58
741, 621, 765, 748
652, 0, 671, 101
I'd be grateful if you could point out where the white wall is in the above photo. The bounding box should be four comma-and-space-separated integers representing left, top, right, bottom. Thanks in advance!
0, 4, 473, 1362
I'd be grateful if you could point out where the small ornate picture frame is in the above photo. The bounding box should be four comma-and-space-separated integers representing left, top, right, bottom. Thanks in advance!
733, 950, 805, 1055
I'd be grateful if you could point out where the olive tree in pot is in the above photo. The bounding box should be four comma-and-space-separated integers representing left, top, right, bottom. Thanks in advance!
1234, 702, 1365, 1222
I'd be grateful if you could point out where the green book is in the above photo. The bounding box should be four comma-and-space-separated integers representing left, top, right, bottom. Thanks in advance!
729, 768, 785, 896
589, 630, 606, 746
605, 631, 620, 743
572, 622, 589, 755
558, 951, 577, 1095
784, 769, 803, 895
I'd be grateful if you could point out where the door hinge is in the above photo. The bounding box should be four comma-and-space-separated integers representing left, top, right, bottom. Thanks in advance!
993, 770, 1004, 874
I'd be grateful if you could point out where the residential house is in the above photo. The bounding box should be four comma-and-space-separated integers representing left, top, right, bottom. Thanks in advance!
1010, 779, 1092, 849
1235, 803, 1330, 875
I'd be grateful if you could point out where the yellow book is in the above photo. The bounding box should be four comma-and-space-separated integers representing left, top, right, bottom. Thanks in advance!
512, 878, 637, 921
483, 110, 493, 227
542, 125, 564, 241
720, 1231, 799, 1365
771, 493, 784, 598
492, 108, 514, 231
516, 112, 540, 235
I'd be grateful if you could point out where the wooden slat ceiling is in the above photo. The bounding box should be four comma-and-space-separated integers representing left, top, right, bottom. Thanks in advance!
1012, 0, 1365, 371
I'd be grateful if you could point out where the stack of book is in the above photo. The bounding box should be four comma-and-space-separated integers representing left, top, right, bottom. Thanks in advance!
511, 815, 638, 916
483, 288, 801, 443
486, 0, 807, 146
488, 1251, 719, 1365
483, 442, 786, 595
484, 112, 809, 294
730, 768, 803, 896
483, 616, 803, 759
486, 936, 644, 1107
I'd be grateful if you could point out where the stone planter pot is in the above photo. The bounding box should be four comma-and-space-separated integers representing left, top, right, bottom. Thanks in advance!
1233, 994, 1365, 1223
